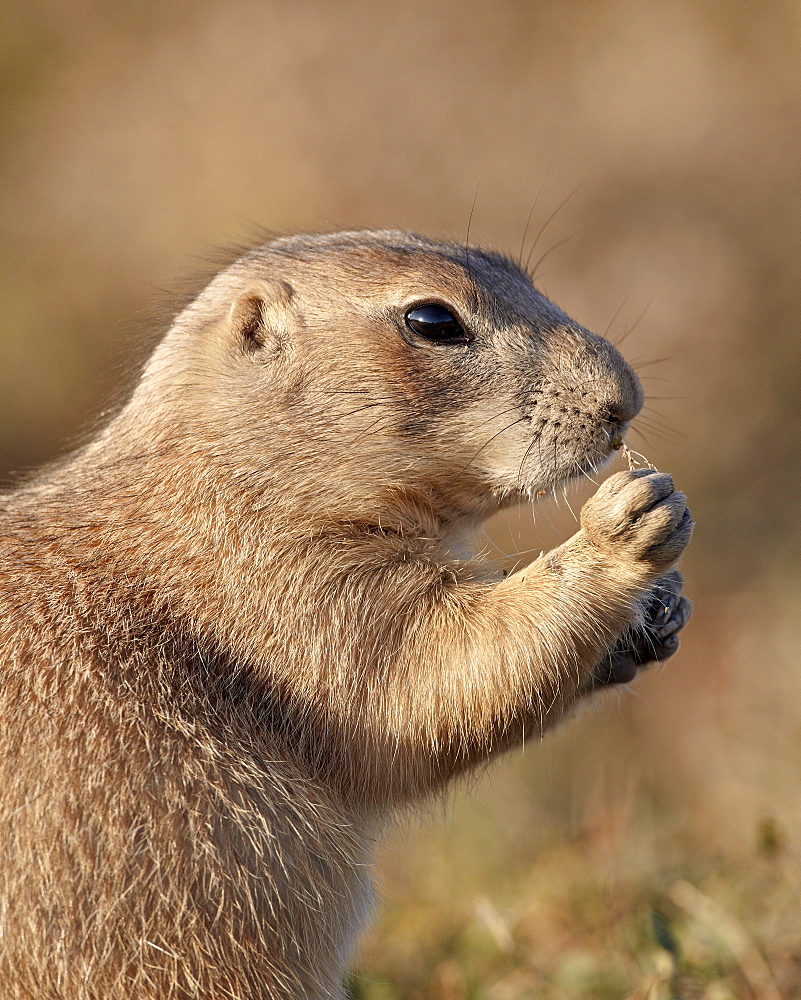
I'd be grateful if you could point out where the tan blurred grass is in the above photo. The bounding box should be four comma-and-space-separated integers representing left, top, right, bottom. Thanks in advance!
1, 1, 800, 995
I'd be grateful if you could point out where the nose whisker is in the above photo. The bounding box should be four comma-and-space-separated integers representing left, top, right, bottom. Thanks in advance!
458, 415, 529, 477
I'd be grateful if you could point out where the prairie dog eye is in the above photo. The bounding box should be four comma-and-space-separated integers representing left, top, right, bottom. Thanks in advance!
404, 304, 469, 344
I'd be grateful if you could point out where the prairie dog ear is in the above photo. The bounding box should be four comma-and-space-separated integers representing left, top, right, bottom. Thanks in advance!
227, 279, 295, 355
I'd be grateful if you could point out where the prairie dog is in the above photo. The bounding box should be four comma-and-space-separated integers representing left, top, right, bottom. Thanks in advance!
0, 230, 692, 998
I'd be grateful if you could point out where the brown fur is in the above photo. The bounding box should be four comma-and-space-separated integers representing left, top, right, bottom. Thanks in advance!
0, 230, 693, 998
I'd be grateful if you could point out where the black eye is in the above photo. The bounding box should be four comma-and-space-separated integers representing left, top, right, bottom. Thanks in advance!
404, 304, 469, 344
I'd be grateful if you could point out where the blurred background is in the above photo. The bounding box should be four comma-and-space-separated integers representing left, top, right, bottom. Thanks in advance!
1, 1, 799, 996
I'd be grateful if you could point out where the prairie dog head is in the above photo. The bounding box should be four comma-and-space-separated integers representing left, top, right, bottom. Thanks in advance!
131, 230, 643, 527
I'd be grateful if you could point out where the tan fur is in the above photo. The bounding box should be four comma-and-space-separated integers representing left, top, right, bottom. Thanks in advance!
0, 230, 692, 998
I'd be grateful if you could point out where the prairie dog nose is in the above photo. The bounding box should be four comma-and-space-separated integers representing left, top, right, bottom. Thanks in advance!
614, 362, 645, 425
597, 344, 644, 427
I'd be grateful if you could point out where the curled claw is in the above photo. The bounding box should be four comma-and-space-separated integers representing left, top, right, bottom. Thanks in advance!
591, 570, 692, 688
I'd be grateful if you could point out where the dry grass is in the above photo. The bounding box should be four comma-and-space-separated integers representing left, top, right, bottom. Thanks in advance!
354, 805, 800, 999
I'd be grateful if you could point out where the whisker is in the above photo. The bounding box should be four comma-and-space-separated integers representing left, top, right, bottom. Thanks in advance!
572, 456, 601, 487
631, 424, 680, 445
638, 409, 679, 430
639, 404, 674, 419
518, 207, 538, 272
518, 148, 559, 268
465, 185, 480, 280
524, 182, 584, 275
629, 427, 657, 451
612, 298, 653, 349
349, 414, 395, 446
603, 296, 631, 339
627, 356, 673, 369
468, 405, 523, 433
530, 229, 586, 282
458, 416, 529, 476
637, 422, 679, 442
561, 481, 578, 522
516, 435, 541, 493
316, 388, 374, 395
340, 402, 390, 420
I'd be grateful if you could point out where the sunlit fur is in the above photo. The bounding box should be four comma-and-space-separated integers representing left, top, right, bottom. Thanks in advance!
0, 231, 691, 998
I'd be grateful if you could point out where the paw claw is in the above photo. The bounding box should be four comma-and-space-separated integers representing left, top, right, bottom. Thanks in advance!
595, 572, 692, 684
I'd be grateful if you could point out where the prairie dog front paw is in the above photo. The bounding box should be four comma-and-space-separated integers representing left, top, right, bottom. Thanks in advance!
580, 469, 693, 574
591, 570, 692, 687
